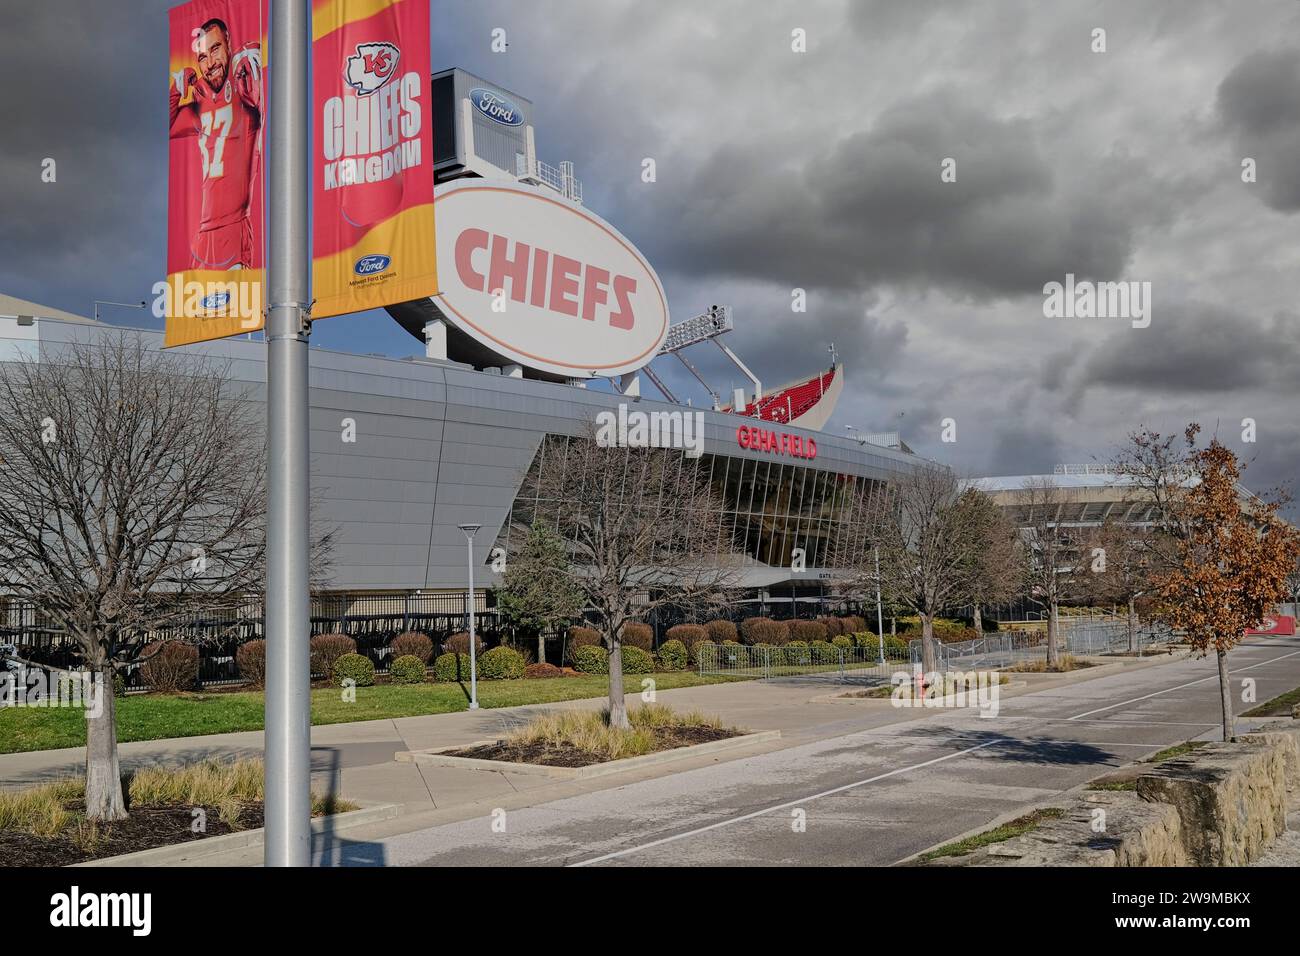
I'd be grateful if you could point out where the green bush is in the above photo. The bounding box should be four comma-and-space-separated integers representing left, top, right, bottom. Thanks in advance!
573, 644, 609, 674
851, 631, 878, 649
479, 645, 526, 680
619, 645, 655, 674
332, 653, 375, 687
782, 641, 812, 666
810, 640, 839, 664
389, 654, 427, 684
566, 626, 603, 664
619, 622, 654, 651
657, 639, 688, 671
789, 620, 827, 643
112, 671, 126, 698
831, 635, 853, 650
433, 652, 472, 682
310, 633, 357, 679
883, 635, 910, 659
703, 619, 738, 644
741, 617, 789, 645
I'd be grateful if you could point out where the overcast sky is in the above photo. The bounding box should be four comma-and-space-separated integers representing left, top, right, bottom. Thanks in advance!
2, 0, 1298, 498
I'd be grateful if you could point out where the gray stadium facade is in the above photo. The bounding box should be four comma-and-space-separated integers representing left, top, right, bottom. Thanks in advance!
0, 313, 929, 611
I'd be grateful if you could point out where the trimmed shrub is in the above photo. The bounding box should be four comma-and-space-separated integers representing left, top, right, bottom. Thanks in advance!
851, 631, 877, 649
842, 616, 867, 633
741, 617, 789, 646
573, 644, 609, 674
524, 662, 565, 679
783, 641, 811, 666
810, 640, 838, 664
566, 626, 603, 665
390, 631, 434, 663
140, 641, 199, 693
883, 635, 910, 659
816, 616, 845, 638
666, 624, 708, 655
443, 631, 486, 656
112, 671, 126, 698
433, 652, 472, 683
310, 633, 357, 679
389, 654, 427, 684
789, 620, 827, 644
236, 639, 267, 686
619, 622, 654, 651
332, 652, 375, 687
703, 619, 738, 644
831, 635, 853, 651
479, 646, 526, 680
657, 639, 688, 671
619, 645, 655, 674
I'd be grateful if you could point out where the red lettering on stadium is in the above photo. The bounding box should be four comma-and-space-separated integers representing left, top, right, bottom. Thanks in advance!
454, 227, 637, 330
736, 425, 817, 460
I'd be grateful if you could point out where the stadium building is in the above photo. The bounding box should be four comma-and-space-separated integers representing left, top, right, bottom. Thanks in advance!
0, 68, 932, 643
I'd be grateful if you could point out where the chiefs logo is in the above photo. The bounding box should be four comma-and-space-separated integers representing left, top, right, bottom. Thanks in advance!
344, 42, 400, 95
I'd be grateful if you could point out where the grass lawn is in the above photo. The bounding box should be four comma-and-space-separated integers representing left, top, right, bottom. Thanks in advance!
0, 671, 750, 755
918, 808, 1065, 862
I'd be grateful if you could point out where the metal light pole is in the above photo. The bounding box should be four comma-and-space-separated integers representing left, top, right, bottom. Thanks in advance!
459, 524, 481, 709
264, 0, 312, 868
874, 546, 885, 665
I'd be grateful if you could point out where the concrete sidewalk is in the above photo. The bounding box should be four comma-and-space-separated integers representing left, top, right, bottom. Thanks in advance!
0, 651, 1191, 824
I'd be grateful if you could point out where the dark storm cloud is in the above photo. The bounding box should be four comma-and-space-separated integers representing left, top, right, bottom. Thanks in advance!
617, 89, 1160, 300
0, 2, 173, 315
1217, 47, 1300, 212
1073, 304, 1300, 395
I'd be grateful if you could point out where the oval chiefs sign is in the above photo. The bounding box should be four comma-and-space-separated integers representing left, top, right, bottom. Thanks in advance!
430, 180, 669, 378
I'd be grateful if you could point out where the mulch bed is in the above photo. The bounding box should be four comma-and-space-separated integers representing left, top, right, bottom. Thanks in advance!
0, 802, 264, 867
450, 725, 741, 768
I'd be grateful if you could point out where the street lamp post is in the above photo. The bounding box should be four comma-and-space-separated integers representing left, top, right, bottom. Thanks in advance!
459, 524, 481, 709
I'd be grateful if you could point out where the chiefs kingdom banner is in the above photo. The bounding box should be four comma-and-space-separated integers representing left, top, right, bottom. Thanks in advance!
311, 0, 437, 319
166, 0, 268, 347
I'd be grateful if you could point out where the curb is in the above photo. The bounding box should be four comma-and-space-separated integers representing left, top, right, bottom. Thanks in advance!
71, 802, 400, 867
395, 729, 781, 780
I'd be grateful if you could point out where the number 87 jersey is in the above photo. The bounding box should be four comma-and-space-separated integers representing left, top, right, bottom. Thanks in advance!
170, 43, 263, 238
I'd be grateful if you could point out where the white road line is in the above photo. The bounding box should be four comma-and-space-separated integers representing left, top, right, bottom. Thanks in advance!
567, 738, 1004, 867
1067, 649, 1300, 721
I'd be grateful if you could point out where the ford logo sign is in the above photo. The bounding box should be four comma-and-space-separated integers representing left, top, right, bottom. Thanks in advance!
469, 87, 523, 127
355, 254, 391, 276
201, 292, 231, 310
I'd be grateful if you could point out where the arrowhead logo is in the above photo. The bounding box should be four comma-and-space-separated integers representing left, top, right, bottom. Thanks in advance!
344, 42, 400, 95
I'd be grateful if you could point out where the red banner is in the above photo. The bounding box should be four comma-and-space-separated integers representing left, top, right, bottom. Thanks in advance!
1246, 614, 1296, 636
311, 0, 437, 319
165, 0, 268, 346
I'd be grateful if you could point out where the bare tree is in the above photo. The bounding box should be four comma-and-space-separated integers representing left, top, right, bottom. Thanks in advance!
1019, 478, 1088, 668
0, 334, 267, 820
517, 429, 737, 729
960, 487, 1026, 634
865, 463, 988, 672
1078, 519, 1160, 652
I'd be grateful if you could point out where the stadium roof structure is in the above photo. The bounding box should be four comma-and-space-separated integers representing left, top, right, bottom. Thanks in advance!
0, 293, 99, 325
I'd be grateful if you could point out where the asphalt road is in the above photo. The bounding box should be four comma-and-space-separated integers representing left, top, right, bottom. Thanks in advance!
317, 635, 1300, 867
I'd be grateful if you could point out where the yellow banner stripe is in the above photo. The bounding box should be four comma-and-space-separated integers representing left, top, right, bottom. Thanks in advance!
312, 0, 399, 41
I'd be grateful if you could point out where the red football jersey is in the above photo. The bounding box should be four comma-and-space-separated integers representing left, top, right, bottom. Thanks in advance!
193, 83, 260, 232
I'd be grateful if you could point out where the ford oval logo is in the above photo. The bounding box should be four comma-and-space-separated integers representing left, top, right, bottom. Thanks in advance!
355, 254, 391, 276
469, 87, 523, 127
201, 292, 231, 310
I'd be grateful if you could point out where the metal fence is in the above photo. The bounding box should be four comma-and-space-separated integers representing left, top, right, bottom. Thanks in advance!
696, 641, 911, 684
0, 592, 503, 690
697, 617, 1181, 684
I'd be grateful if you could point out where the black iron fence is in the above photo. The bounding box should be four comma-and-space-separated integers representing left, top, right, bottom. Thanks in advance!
0, 592, 503, 691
